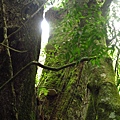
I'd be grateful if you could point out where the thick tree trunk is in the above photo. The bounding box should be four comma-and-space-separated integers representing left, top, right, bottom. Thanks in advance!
86, 58, 120, 120
39, 0, 120, 120
0, 0, 43, 119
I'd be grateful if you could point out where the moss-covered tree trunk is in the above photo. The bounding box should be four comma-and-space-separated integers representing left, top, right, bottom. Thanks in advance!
0, 0, 43, 119
39, 0, 120, 120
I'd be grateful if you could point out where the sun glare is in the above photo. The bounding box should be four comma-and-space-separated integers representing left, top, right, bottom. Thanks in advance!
37, 18, 49, 80
41, 18, 49, 47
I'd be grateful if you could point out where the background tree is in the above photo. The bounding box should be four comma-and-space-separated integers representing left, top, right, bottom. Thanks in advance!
39, 0, 120, 120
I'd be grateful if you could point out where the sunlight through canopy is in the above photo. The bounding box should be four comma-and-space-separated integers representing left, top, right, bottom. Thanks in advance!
37, 18, 49, 81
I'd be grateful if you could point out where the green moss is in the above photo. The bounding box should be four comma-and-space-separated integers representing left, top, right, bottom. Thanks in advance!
85, 58, 120, 120
30, 111, 35, 120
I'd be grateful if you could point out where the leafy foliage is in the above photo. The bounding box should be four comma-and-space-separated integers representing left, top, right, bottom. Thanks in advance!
36, 0, 110, 95
46, 1, 107, 64
37, 0, 120, 95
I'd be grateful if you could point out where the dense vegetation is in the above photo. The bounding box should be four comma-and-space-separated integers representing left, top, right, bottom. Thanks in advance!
37, 0, 120, 96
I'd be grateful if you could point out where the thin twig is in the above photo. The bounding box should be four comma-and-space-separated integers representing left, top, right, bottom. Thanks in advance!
1, 0, 13, 76
0, 43, 27, 53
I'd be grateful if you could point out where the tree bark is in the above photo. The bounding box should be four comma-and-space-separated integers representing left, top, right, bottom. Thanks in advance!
0, 0, 43, 119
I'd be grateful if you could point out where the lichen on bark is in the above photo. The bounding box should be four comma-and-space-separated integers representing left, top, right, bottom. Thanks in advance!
86, 58, 120, 120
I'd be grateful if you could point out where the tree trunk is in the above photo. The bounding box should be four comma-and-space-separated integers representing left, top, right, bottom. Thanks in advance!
0, 0, 43, 119
39, 0, 120, 120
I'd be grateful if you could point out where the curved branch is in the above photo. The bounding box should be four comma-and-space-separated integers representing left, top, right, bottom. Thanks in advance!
0, 43, 27, 53
0, 56, 97, 91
